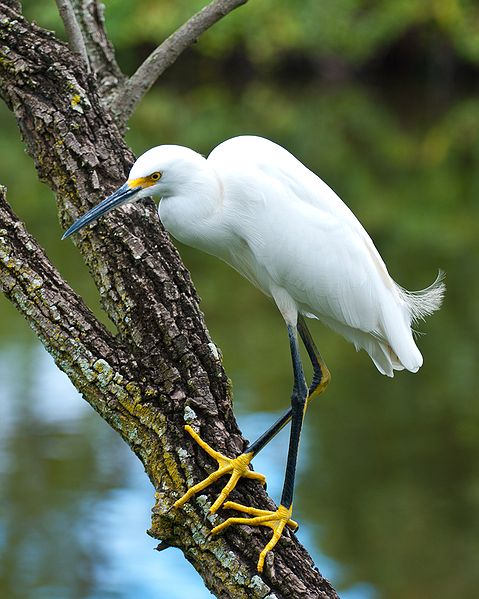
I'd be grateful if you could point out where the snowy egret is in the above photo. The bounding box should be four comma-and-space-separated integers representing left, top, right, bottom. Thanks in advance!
63, 136, 444, 572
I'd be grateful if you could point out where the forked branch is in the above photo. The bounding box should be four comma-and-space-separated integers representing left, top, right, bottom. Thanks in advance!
55, 0, 90, 71
110, 0, 248, 126
69, 0, 125, 99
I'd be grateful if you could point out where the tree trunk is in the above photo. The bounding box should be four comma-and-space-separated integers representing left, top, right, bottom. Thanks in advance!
0, 3, 339, 597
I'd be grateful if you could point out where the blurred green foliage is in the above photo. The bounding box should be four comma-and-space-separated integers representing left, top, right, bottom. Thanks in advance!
22, 0, 479, 70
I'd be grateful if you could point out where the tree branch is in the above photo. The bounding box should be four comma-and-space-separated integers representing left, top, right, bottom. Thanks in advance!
55, 0, 90, 72
0, 184, 142, 445
70, 0, 125, 100
110, 0, 248, 127
0, 3, 339, 597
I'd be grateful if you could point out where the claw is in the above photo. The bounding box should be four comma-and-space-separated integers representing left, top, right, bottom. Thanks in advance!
211, 501, 298, 573
173, 425, 265, 514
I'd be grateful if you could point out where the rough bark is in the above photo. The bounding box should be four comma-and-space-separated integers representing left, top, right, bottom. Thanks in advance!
55, 0, 90, 71
0, 3, 339, 598
69, 0, 125, 102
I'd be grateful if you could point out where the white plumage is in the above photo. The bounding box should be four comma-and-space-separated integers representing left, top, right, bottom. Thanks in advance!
131, 136, 444, 377
66, 135, 444, 377
62, 134, 445, 569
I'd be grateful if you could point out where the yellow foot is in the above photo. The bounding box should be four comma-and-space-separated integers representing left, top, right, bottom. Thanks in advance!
211, 501, 298, 573
173, 425, 266, 514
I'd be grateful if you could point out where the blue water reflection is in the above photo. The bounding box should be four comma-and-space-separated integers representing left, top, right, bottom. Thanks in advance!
0, 344, 372, 598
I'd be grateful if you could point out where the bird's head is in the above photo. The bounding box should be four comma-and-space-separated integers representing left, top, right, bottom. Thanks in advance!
62, 145, 200, 240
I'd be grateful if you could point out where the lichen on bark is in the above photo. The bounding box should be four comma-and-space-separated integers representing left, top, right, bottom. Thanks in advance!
0, 3, 339, 597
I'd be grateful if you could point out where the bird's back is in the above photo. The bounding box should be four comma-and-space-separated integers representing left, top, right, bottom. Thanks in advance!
208, 136, 444, 377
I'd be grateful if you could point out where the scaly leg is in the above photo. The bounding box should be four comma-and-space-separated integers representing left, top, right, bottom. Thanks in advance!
297, 314, 331, 406
211, 322, 312, 572
175, 316, 331, 569
173, 361, 299, 514
245, 314, 330, 456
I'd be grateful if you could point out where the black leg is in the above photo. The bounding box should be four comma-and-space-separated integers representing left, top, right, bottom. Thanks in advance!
297, 314, 331, 405
210, 318, 330, 573
280, 324, 308, 509
245, 407, 291, 455
246, 315, 330, 456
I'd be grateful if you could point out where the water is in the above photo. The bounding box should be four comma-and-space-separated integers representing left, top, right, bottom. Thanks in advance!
1, 78, 478, 598
0, 345, 371, 599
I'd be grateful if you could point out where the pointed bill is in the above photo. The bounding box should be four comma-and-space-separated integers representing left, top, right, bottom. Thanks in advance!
62, 183, 141, 240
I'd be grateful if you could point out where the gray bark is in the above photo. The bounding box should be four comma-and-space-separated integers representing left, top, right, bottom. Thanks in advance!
0, 2, 339, 597
55, 0, 90, 71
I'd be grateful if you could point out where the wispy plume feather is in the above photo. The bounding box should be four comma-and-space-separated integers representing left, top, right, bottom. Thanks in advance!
397, 270, 446, 323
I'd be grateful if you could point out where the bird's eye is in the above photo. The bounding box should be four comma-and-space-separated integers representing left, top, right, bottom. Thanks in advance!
150, 172, 161, 181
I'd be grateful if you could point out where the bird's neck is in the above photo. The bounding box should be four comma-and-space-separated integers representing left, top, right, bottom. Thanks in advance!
158, 161, 226, 255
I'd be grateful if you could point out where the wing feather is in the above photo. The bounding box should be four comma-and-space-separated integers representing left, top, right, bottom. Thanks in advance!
209, 136, 443, 375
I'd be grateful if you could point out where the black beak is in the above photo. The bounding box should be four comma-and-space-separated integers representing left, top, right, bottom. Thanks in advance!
62, 183, 141, 240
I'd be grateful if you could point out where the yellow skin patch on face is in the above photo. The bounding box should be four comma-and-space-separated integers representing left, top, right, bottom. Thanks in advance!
128, 172, 161, 189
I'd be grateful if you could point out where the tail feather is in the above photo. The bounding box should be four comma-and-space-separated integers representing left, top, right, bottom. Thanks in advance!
365, 338, 405, 378
396, 270, 446, 323
308, 272, 445, 377
381, 270, 445, 374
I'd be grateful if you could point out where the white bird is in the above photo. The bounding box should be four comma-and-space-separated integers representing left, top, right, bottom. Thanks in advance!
63, 135, 445, 572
